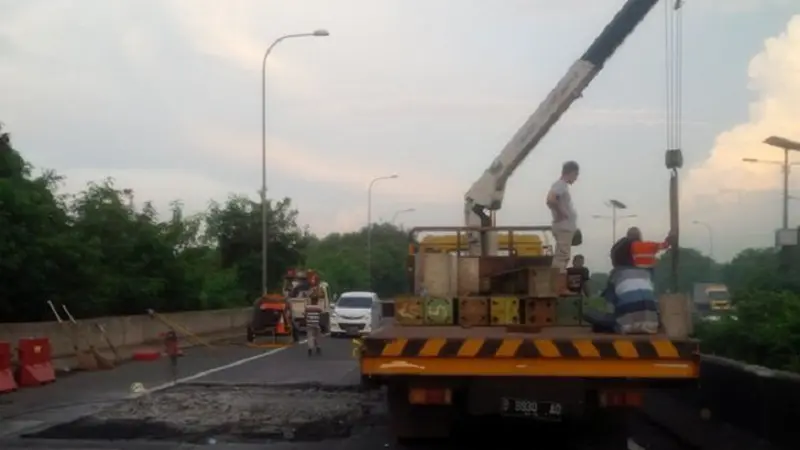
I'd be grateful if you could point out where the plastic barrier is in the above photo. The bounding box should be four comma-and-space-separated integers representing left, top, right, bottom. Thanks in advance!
16, 337, 56, 387
0, 341, 16, 393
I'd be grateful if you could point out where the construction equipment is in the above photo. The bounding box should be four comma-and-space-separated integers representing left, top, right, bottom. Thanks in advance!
281, 268, 332, 333
358, 0, 698, 444
46, 301, 112, 370
419, 233, 550, 256
246, 294, 295, 347
62, 304, 120, 365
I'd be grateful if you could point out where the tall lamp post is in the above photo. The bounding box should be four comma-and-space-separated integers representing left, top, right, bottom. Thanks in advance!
743, 136, 800, 229
691, 220, 713, 260
367, 175, 398, 289
744, 135, 800, 274
592, 199, 636, 244
692, 219, 715, 281
260, 29, 329, 295
391, 208, 415, 225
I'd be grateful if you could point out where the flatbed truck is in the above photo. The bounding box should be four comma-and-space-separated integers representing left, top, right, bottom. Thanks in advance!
358, 0, 698, 443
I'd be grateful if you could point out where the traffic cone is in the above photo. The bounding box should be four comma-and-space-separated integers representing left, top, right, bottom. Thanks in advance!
275, 314, 286, 335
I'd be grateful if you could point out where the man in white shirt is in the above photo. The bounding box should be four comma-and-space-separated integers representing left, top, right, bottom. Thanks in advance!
546, 161, 580, 285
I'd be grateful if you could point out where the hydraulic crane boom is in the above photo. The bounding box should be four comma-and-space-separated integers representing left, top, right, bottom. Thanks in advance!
464, 0, 661, 255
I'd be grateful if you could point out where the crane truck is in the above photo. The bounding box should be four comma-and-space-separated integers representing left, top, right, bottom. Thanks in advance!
358, 0, 699, 444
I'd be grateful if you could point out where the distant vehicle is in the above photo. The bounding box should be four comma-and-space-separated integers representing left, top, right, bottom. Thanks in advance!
692, 283, 733, 320
330, 291, 381, 337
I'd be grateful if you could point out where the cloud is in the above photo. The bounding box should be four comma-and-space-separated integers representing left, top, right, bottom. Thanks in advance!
187, 127, 464, 204
683, 15, 800, 201
57, 168, 244, 215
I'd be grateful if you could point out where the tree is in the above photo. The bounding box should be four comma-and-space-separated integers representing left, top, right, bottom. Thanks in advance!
306, 223, 408, 298
0, 124, 75, 321
0, 123, 312, 322
653, 247, 721, 294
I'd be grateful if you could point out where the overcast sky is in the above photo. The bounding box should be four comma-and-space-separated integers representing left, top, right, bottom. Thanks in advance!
1, 0, 799, 271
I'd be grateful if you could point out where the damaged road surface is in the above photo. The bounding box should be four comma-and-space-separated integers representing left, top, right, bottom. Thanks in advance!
28, 383, 385, 444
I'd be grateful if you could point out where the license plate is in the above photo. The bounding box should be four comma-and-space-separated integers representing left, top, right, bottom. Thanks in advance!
501, 398, 562, 421
345, 326, 360, 335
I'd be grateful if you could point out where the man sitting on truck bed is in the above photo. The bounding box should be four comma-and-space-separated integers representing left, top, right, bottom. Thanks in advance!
586, 227, 673, 334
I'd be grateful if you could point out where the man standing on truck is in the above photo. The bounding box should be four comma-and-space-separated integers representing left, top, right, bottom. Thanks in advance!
304, 294, 323, 356
547, 161, 580, 293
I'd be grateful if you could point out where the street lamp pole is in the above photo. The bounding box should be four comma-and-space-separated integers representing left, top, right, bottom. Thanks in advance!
391, 208, 415, 225
692, 220, 713, 260
367, 174, 398, 290
260, 29, 329, 295
743, 136, 800, 230
592, 199, 635, 244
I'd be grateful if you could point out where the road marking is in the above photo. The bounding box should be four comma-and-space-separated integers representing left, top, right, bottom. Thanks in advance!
130, 338, 308, 398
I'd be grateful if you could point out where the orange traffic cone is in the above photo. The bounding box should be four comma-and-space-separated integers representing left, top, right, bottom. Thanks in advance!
275, 314, 286, 335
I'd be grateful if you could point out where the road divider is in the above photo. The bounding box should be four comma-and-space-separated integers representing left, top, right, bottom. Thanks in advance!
0, 341, 16, 393
16, 337, 56, 387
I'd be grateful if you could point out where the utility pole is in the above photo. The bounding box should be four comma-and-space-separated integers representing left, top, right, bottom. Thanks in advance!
367, 175, 398, 290
592, 199, 636, 245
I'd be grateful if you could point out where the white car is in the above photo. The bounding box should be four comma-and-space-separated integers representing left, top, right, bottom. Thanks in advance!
330, 291, 381, 337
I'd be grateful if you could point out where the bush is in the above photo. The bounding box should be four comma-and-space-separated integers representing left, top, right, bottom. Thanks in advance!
696, 289, 800, 372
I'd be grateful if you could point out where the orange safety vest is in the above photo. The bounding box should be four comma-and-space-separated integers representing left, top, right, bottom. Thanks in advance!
631, 240, 668, 268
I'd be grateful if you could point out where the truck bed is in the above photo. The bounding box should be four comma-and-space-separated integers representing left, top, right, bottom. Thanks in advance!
360, 321, 699, 379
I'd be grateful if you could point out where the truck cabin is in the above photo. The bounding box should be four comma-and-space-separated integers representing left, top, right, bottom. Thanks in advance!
282, 268, 320, 298
707, 289, 732, 311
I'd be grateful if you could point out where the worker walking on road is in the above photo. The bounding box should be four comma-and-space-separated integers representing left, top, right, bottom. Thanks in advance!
546, 161, 580, 294
304, 294, 323, 356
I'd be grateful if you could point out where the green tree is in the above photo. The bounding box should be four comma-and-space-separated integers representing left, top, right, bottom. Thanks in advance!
653, 247, 720, 294
0, 125, 74, 321
0, 123, 311, 322
203, 194, 309, 300
306, 223, 408, 298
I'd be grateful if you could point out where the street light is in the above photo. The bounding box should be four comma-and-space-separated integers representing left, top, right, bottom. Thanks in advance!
742, 135, 800, 229
367, 174, 399, 289
259, 29, 329, 295
592, 199, 636, 244
692, 220, 713, 260
391, 208, 415, 225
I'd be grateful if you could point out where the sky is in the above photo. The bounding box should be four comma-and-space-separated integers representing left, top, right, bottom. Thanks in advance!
1, 0, 799, 272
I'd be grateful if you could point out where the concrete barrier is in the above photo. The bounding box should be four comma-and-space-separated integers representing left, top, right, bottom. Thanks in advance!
0, 307, 251, 362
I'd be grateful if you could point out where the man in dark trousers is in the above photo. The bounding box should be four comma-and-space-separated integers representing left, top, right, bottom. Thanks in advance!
304, 294, 323, 356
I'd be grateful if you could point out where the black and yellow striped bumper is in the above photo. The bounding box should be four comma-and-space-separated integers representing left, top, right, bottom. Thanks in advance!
362, 337, 697, 360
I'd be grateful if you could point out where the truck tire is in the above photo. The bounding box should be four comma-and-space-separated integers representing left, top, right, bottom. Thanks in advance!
387, 383, 455, 443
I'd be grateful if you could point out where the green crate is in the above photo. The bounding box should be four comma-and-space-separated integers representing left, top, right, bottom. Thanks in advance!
423, 297, 454, 325
556, 296, 583, 325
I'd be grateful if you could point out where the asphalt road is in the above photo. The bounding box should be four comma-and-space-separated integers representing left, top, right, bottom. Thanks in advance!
1, 335, 691, 450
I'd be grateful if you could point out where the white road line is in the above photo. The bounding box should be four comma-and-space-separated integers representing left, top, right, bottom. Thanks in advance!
130, 338, 309, 398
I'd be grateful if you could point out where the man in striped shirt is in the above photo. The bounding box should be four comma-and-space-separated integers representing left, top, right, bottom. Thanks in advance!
304, 294, 323, 356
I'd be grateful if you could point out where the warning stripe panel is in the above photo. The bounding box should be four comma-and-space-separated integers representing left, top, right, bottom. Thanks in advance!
361, 337, 697, 360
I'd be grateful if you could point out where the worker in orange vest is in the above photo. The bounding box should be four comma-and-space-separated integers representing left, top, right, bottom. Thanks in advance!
621, 227, 674, 269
